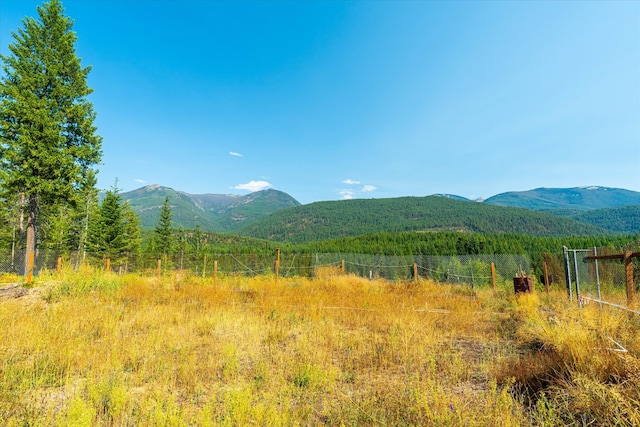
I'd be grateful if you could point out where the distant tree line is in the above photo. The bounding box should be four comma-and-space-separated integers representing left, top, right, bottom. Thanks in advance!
235, 196, 609, 243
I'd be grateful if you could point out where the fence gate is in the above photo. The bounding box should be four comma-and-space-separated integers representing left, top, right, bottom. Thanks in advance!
563, 246, 601, 305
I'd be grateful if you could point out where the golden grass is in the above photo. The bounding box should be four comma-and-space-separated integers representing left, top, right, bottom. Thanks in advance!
0, 272, 22, 284
0, 266, 638, 425
496, 292, 640, 425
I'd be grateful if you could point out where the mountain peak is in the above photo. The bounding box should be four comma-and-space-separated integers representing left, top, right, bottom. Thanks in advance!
431, 194, 471, 202
577, 186, 606, 191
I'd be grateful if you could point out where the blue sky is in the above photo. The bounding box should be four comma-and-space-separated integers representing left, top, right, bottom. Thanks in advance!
1, 0, 639, 204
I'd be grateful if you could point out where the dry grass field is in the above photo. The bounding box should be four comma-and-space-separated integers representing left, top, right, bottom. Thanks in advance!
1, 266, 639, 426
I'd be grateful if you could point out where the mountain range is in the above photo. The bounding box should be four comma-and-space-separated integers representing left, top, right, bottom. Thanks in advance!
483, 186, 640, 212
119, 185, 640, 239
120, 185, 300, 231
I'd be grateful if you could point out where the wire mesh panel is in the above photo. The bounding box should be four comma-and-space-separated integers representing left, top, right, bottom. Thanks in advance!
312, 253, 531, 287
312, 253, 415, 281
564, 248, 595, 302
0, 249, 535, 287
0, 252, 23, 275
564, 246, 637, 308
2, 250, 532, 289
415, 254, 530, 288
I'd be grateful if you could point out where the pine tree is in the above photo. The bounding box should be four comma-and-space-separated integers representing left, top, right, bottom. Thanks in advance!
41, 204, 73, 252
86, 187, 141, 261
87, 190, 126, 258
191, 224, 204, 254
0, 197, 13, 252
154, 197, 173, 256
74, 176, 100, 256
176, 226, 186, 269
0, 0, 102, 274
121, 201, 141, 255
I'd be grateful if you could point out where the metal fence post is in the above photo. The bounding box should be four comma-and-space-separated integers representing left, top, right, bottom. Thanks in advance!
573, 250, 581, 304
593, 247, 602, 309
563, 246, 572, 301
625, 251, 634, 307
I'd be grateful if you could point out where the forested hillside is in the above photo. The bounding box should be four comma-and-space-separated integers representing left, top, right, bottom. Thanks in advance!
236, 196, 609, 243
297, 231, 639, 258
113, 185, 639, 237
135, 226, 639, 266
484, 187, 640, 211
121, 186, 217, 230
134, 227, 639, 281
120, 186, 300, 231
570, 205, 640, 234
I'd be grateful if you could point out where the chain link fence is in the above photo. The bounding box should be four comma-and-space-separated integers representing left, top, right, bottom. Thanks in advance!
0, 251, 24, 276
8, 246, 638, 311
313, 253, 530, 286
0, 251, 313, 279
561, 246, 640, 311
1, 249, 533, 289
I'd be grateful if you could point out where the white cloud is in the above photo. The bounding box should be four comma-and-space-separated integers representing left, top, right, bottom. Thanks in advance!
361, 185, 377, 193
338, 184, 376, 199
229, 151, 243, 157
343, 179, 360, 185
233, 180, 272, 192
339, 190, 355, 200
134, 178, 146, 184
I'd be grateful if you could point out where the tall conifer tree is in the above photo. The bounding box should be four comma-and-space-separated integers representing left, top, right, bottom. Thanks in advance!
0, 0, 102, 274
154, 197, 173, 256
121, 201, 141, 255
87, 190, 125, 258
86, 188, 141, 259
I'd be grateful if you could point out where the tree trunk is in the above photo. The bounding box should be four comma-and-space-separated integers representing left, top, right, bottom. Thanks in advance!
79, 196, 91, 263
23, 194, 38, 276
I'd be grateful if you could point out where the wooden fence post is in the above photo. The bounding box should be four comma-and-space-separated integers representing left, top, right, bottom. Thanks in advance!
105, 258, 110, 273
585, 251, 639, 309
625, 251, 634, 307
214, 260, 218, 283
203, 254, 207, 278
26, 251, 35, 285
157, 258, 161, 276
57, 256, 62, 274
341, 260, 345, 275
275, 248, 281, 283
413, 263, 418, 284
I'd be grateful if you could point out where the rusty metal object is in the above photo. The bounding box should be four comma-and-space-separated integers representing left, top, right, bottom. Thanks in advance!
513, 276, 533, 294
